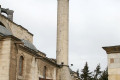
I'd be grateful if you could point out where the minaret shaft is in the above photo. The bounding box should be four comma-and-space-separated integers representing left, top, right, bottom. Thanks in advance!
56, 0, 71, 80
57, 0, 69, 65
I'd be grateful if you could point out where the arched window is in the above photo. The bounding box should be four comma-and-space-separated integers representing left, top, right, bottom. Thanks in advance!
43, 66, 46, 79
19, 56, 24, 76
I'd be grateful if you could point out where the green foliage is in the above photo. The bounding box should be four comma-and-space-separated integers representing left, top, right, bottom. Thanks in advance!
93, 64, 102, 80
77, 69, 80, 77
80, 62, 92, 80
99, 68, 108, 80
79, 62, 108, 80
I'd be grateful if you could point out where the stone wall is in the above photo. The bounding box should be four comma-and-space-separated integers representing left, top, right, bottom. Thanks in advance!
108, 68, 120, 80
9, 39, 18, 80
16, 48, 37, 80
108, 53, 120, 68
108, 53, 120, 80
0, 14, 33, 43
0, 13, 58, 80
0, 38, 11, 80
13, 44, 57, 80
37, 59, 57, 80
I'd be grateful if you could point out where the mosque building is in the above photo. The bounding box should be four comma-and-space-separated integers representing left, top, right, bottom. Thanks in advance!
0, 0, 80, 80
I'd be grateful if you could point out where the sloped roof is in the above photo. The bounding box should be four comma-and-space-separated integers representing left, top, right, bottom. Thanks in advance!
0, 25, 12, 36
0, 25, 37, 52
21, 39, 38, 52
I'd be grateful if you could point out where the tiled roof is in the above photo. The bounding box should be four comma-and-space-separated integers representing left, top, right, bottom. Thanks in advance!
0, 25, 12, 36
0, 25, 37, 52
21, 39, 38, 52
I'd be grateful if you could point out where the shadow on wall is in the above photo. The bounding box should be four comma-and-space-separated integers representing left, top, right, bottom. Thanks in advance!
0, 21, 5, 27
39, 78, 53, 80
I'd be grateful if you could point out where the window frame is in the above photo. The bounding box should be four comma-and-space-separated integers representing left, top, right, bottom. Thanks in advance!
19, 56, 24, 76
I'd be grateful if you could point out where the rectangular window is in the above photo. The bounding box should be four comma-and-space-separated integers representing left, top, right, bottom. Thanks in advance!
110, 58, 114, 63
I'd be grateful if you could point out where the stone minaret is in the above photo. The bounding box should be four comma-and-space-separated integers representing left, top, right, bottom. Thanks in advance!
57, 0, 71, 80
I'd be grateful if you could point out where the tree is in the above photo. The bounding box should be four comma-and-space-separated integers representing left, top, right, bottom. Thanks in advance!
76, 69, 80, 77
99, 68, 108, 80
80, 62, 92, 80
93, 64, 102, 80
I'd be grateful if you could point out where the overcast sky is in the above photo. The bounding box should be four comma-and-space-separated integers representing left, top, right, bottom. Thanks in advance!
1, 0, 120, 72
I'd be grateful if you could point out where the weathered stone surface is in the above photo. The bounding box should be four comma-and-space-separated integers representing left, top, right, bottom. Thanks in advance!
108, 53, 120, 68
0, 14, 33, 43
0, 4, 79, 80
57, 0, 72, 80
57, 0, 69, 65
0, 38, 11, 80
103, 46, 120, 80
108, 68, 120, 80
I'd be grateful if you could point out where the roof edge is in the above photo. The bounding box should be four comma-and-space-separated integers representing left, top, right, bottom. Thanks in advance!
0, 14, 33, 36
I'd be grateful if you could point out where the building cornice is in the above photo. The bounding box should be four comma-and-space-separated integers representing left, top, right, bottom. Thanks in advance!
36, 57, 59, 67
103, 46, 120, 54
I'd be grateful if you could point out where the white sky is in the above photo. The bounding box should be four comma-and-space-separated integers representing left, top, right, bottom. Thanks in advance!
1, 0, 120, 72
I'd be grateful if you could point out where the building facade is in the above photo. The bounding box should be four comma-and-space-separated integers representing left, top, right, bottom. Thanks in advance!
0, 5, 79, 80
103, 46, 120, 80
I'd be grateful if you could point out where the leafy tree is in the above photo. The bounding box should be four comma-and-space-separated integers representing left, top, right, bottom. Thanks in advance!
93, 64, 102, 80
99, 68, 108, 80
80, 62, 92, 80
76, 69, 80, 77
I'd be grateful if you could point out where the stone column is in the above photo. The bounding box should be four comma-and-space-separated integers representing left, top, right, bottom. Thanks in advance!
57, 0, 71, 80
57, 0, 69, 67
